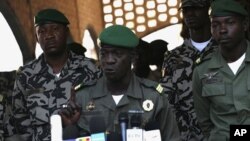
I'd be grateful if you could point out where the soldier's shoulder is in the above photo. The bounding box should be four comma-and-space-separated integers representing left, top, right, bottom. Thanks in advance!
195, 56, 211, 67
195, 47, 218, 67
138, 77, 164, 95
74, 80, 98, 92
16, 59, 40, 75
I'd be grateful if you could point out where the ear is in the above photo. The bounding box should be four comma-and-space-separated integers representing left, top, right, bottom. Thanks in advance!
34, 27, 40, 43
243, 18, 249, 32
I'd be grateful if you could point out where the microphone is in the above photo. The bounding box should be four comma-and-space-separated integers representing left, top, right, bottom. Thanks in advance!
118, 112, 129, 141
107, 132, 122, 141
127, 114, 143, 141
130, 114, 142, 129
144, 121, 162, 141
63, 124, 80, 140
51, 115, 63, 141
89, 116, 106, 141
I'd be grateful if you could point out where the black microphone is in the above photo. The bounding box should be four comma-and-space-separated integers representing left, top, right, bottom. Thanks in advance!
130, 114, 142, 128
107, 132, 122, 141
89, 116, 106, 133
127, 114, 143, 141
118, 112, 129, 141
89, 116, 107, 141
63, 124, 80, 140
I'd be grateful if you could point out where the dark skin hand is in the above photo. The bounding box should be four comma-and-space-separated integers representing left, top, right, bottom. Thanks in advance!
59, 87, 81, 127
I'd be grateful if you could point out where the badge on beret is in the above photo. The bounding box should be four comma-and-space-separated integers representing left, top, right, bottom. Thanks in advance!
86, 100, 95, 111
142, 99, 154, 112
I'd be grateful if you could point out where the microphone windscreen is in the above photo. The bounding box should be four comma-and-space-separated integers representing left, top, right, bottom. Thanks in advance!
144, 120, 160, 131
130, 114, 142, 128
89, 116, 106, 133
63, 124, 80, 140
107, 132, 122, 141
51, 115, 63, 141
118, 112, 129, 124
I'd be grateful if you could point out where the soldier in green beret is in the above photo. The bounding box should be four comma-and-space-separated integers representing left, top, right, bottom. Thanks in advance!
161, 0, 218, 140
7, 8, 102, 141
193, 0, 249, 140
60, 25, 181, 141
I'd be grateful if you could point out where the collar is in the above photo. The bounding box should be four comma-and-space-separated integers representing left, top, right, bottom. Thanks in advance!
90, 74, 143, 99
208, 40, 250, 69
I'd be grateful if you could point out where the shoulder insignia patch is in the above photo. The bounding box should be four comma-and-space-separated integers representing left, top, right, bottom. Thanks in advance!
74, 80, 97, 92
74, 83, 84, 91
156, 84, 163, 94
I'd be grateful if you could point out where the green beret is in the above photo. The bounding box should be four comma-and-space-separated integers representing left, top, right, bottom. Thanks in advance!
99, 25, 139, 49
180, 0, 210, 9
211, 0, 248, 17
34, 8, 70, 26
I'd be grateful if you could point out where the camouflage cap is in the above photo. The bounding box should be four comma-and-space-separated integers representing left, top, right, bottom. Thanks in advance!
180, 0, 210, 9
99, 25, 139, 49
34, 8, 70, 26
211, 0, 248, 17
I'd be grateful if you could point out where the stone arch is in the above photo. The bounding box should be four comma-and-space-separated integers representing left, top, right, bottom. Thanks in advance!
0, 0, 34, 64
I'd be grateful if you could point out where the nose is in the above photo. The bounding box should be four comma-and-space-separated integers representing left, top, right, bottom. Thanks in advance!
219, 23, 227, 34
45, 29, 54, 40
106, 53, 116, 64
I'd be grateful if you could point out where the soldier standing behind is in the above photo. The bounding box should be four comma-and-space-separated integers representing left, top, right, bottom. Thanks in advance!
193, 0, 249, 140
161, 0, 217, 140
7, 8, 102, 141
60, 25, 181, 141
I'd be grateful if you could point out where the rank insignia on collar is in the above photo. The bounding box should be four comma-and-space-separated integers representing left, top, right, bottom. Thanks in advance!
196, 57, 201, 64
86, 100, 95, 111
204, 71, 218, 80
142, 99, 154, 112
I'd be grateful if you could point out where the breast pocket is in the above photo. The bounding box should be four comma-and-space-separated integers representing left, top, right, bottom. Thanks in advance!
202, 83, 225, 97
27, 92, 49, 125
202, 83, 229, 110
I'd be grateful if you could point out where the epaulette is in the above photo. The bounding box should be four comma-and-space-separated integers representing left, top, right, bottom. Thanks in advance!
139, 78, 163, 95
195, 56, 212, 66
74, 83, 84, 91
74, 80, 97, 92
155, 84, 164, 94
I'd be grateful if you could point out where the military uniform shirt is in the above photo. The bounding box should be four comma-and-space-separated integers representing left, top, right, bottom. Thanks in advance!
75, 74, 181, 141
161, 38, 217, 141
10, 51, 102, 141
193, 40, 250, 141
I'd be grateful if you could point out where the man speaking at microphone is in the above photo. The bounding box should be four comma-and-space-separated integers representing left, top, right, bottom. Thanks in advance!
59, 25, 180, 141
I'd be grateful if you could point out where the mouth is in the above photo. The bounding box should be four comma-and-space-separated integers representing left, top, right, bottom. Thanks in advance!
219, 38, 230, 44
45, 41, 57, 48
104, 68, 115, 74
185, 18, 196, 23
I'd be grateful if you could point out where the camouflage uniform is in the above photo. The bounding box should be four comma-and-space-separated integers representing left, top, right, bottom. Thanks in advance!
10, 51, 102, 141
161, 39, 217, 141
0, 71, 16, 141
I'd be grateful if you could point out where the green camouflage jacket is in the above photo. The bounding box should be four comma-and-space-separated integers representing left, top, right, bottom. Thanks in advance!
161, 38, 217, 141
9, 51, 102, 141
